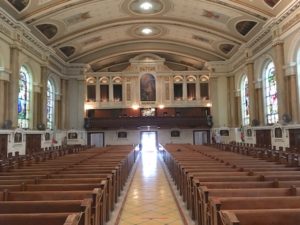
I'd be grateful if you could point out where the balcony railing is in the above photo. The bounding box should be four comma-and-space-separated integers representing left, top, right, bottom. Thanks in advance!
84, 116, 209, 130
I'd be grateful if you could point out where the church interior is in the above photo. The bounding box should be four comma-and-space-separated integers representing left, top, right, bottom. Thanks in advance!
0, 0, 300, 224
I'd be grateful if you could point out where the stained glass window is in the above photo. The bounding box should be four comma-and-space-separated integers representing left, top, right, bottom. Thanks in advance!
241, 75, 250, 125
47, 80, 55, 129
264, 61, 278, 124
18, 66, 31, 128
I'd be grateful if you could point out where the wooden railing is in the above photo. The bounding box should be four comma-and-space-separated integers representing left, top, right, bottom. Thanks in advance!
84, 116, 209, 130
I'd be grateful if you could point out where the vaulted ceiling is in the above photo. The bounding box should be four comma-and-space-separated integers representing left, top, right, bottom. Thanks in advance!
0, 0, 293, 71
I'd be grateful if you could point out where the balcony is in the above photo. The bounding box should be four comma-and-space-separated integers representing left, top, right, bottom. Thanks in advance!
84, 116, 209, 130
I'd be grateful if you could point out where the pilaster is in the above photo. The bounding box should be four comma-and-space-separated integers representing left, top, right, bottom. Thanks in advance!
235, 90, 241, 126
41, 65, 49, 127
246, 61, 256, 123
273, 41, 286, 119
284, 63, 298, 123
9, 45, 20, 128
255, 80, 264, 125
209, 77, 219, 127
182, 76, 187, 101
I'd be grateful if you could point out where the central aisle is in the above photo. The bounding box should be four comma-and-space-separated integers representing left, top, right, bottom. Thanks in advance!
117, 150, 186, 225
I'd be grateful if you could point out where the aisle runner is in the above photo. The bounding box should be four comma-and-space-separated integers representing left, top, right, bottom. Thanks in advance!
117, 150, 185, 225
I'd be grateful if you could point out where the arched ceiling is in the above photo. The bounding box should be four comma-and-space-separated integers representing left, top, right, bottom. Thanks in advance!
0, 0, 292, 71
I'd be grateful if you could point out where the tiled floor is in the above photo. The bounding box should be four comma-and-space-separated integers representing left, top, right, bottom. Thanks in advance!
117, 150, 186, 225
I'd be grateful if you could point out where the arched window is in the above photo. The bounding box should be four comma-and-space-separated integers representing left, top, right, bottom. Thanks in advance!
241, 75, 250, 125
263, 61, 278, 124
47, 80, 55, 129
18, 66, 31, 128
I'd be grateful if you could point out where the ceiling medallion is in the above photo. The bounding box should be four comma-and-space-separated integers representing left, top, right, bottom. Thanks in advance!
130, 24, 165, 38
121, 0, 173, 16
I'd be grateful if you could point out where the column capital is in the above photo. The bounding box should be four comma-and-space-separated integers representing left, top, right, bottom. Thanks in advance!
284, 62, 297, 76
9, 43, 22, 51
0, 67, 11, 81
272, 39, 284, 47
33, 82, 42, 93
255, 79, 262, 89
235, 89, 241, 97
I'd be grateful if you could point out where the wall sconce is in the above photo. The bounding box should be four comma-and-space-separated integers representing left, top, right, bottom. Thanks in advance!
84, 104, 94, 111
132, 104, 140, 110
158, 104, 165, 109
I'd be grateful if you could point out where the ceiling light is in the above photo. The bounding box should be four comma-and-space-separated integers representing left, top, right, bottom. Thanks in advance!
141, 28, 153, 35
140, 1, 153, 10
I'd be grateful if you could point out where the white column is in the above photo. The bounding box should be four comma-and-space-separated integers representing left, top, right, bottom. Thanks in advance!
196, 75, 200, 101
109, 77, 113, 102
273, 41, 286, 119
210, 77, 219, 127
96, 77, 100, 102
0, 69, 10, 126
285, 63, 298, 123
41, 66, 49, 126
183, 76, 187, 101
246, 61, 256, 123
170, 76, 174, 103
9, 45, 20, 128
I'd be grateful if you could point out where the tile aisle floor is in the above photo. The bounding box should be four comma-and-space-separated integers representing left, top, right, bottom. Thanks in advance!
116, 150, 187, 225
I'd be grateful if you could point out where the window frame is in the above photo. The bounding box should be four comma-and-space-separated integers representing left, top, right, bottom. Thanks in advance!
241, 75, 250, 126
18, 65, 31, 129
263, 60, 278, 125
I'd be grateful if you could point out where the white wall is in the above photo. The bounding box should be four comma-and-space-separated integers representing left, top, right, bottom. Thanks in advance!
217, 76, 228, 127
67, 79, 85, 129
100, 128, 198, 146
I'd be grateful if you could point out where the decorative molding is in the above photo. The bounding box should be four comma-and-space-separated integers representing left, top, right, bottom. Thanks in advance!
235, 89, 241, 97
255, 79, 262, 89
284, 62, 297, 76
0, 67, 11, 81
252, 36, 272, 55
282, 12, 300, 33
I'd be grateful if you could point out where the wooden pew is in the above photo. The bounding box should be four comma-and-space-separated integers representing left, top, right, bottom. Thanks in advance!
0, 199, 92, 225
208, 196, 300, 225
219, 209, 300, 225
0, 212, 84, 225
1, 189, 104, 225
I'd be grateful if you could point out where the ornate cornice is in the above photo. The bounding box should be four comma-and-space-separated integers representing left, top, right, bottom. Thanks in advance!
248, 1, 300, 49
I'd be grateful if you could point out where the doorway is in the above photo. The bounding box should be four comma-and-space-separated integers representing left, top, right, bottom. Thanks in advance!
26, 134, 41, 155
140, 131, 158, 152
88, 132, 104, 147
256, 129, 271, 148
193, 130, 210, 145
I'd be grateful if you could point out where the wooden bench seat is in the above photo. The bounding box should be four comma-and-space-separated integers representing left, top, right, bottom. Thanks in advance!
0, 180, 35, 185
220, 208, 300, 225
48, 173, 115, 213
0, 184, 24, 191
208, 196, 300, 225
0, 212, 84, 225
1, 189, 104, 225
0, 199, 92, 225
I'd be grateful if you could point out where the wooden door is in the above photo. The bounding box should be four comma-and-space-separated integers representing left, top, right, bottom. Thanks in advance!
26, 134, 41, 155
289, 129, 300, 149
0, 134, 8, 159
256, 130, 271, 148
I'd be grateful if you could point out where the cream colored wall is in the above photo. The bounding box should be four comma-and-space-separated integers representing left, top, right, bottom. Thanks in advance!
66, 79, 85, 129
216, 76, 228, 127
103, 129, 196, 146
0, 41, 10, 69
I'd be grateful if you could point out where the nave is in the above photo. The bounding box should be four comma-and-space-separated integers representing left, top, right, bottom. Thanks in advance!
3, 143, 300, 225
115, 149, 188, 225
